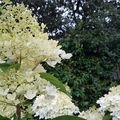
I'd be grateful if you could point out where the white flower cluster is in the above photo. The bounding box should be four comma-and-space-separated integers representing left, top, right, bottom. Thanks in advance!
0, 3, 72, 70
79, 106, 104, 120
78, 85, 120, 120
0, 69, 48, 117
97, 85, 120, 120
32, 84, 79, 119
0, 1, 79, 119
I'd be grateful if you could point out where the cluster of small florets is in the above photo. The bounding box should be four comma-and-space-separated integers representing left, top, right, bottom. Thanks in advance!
0, 1, 79, 119
78, 85, 120, 120
79, 106, 104, 120
0, 3, 72, 69
32, 84, 80, 119
97, 85, 120, 120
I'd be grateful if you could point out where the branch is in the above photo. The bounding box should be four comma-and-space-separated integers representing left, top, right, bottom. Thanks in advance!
32, 62, 40, 71
16, 104, 21, 120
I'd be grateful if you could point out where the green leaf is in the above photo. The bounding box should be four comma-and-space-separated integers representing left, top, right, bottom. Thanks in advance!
40, 73, 68, 94
52, 115, 86, 120
0, 63, 10, 72
103, 115, 112, 120
0, 115, 10, 120
0, 6, 3, 13
22, 113, 33, 120
0, 63, 20, 72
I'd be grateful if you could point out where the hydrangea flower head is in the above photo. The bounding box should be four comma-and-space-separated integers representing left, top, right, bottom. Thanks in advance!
97, 85, 120, 120
0, 0, 79, 119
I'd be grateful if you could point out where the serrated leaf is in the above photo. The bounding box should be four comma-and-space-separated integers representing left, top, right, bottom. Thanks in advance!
40, 73, 68, 94
52, 115, 86, 120
0, 115, 10, 120
103, 115, 112, 120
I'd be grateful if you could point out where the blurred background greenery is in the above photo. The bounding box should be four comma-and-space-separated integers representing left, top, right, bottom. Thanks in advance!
10, 0, 120, 111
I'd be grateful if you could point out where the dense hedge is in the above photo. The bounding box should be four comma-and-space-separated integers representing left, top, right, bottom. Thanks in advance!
45, 22, 120, 110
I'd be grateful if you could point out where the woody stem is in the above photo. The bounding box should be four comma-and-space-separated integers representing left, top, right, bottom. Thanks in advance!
16, 104, 21, 120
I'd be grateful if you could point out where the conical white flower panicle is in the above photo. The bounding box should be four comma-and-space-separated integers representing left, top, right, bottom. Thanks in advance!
0, 3, 72, 70
0, 1, 79, 119
32, 90, 79, 119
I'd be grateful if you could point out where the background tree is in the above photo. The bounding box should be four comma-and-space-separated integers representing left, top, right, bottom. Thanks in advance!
10, 0, 68, 39
44, 0, 120, 110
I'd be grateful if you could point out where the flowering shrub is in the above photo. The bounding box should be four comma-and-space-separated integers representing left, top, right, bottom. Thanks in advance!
0, 0, 82, 120
78, 85, 120, 120
97, 85, 120, 120
0, 1, 119, 120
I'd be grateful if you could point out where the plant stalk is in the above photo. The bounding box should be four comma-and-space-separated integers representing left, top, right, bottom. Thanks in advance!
16, 104, 21, 120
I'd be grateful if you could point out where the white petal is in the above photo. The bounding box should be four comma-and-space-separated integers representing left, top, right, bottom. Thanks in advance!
7, 93, 16, 101
24, 90, 37, 100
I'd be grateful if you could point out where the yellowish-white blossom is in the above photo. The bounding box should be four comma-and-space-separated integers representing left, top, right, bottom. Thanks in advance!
0, 96, 16, 117
79, 106, 104, 120
0, 0, 78, 119
0, 3, 72, 70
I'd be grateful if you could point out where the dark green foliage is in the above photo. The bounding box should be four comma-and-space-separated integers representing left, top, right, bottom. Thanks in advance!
44, 0, 120, 110
45, 24, 120, 110
10, 0, 120, 40
0, 115, 10, 120
103, 115, 112, 120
